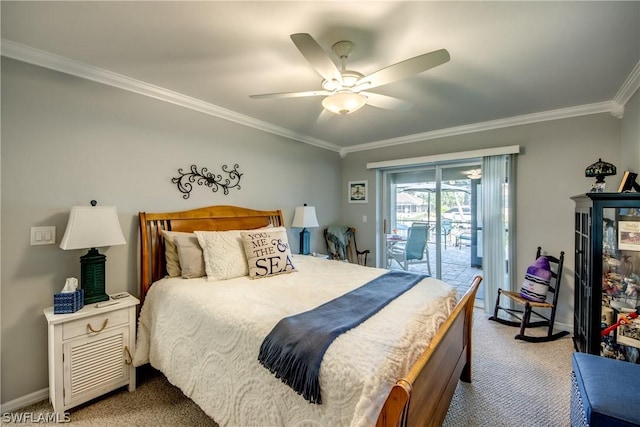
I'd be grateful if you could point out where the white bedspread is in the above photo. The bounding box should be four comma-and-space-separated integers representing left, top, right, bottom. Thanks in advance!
134, 256, 457, 427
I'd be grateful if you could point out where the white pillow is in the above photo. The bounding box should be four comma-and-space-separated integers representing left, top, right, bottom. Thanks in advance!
240, 227, 296, 279
194, 230, 248, 280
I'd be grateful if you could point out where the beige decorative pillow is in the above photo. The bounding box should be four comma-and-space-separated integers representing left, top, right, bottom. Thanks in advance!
173, 234, 206, 278
161, 230, 194, 277
194, 230, 249, 280
240, 227, 296, 279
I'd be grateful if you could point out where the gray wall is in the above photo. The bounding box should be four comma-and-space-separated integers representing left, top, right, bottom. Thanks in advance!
621, 90, 640, 172
0, 58, 342, 403
341, 113, 626, 330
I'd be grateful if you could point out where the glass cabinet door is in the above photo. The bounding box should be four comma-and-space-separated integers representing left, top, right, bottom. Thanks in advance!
573, 207, 591, 353
600, 205, 640, 362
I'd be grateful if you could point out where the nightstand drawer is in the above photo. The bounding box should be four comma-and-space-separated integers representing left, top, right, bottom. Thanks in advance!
62, 308, 130, 340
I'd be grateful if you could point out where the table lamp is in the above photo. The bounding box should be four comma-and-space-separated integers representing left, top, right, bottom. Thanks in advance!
291, 204, 319, 255
585, 158, 616, 192
59, 200, 126, 304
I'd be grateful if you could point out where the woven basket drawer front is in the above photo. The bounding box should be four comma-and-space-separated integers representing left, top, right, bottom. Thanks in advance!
62, 308, 129, 340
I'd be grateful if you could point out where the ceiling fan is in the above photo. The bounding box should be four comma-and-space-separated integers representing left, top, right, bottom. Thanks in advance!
250, 33, 450, 120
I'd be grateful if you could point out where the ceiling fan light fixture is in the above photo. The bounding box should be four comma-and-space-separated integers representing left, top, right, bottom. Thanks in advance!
251, 34, 449, 117
322, 79, 341, 92
322, 92, 366, 115
340, 70, 364, 88
463, 169, 482, 179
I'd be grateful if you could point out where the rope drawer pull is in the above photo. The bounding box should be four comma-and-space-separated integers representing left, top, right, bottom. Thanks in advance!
87, 318, 109, 333
124, 346, 133, 365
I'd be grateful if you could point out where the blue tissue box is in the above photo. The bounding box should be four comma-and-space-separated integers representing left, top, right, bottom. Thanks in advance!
53, 289, 84, 314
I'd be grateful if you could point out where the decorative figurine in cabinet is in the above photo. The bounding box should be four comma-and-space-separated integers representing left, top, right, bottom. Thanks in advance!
572, 193, 640, 364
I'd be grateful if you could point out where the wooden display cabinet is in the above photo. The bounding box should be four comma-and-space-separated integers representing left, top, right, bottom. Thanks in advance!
572, 193, 640, 363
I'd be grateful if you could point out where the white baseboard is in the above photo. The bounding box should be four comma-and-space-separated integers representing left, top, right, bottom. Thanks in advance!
555, 321, 573, 334
1, 388, 48, 413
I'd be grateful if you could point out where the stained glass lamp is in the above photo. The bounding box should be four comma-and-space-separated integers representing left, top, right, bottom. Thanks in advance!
585, 159, 616, 192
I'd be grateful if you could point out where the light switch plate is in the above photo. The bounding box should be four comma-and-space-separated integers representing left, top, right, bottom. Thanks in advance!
31, 226, 56, 245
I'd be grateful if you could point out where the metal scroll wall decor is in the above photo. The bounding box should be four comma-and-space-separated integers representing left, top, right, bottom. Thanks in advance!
172, 164, 242, 199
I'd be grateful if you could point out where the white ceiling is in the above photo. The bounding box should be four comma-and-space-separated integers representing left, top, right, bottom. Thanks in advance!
2, 1, 639, 154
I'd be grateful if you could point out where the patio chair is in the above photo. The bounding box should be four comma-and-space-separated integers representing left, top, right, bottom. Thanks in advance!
441, 218, 453, 249
489, 246, 568, 342
387, 222, 431, 275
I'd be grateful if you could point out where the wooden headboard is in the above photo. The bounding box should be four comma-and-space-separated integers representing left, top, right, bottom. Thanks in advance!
138, 205, 284, 303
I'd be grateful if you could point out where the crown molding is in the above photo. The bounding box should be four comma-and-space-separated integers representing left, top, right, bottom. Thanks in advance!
340, 101, 624, 156
613, 60, 640, 106
2, 39, 635, 158
1, 39, 342, 154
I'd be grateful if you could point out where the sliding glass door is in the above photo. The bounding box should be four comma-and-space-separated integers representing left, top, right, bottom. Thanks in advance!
381, 162, 484, 297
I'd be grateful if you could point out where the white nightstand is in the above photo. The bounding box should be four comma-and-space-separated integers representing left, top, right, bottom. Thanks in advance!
43, 293, 139, 413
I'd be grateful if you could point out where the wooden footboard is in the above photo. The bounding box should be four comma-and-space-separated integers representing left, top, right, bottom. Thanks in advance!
376, 275, 482, 427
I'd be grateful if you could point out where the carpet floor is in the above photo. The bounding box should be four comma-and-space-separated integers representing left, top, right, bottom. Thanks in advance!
4, 311, 574, 426
443, 312, 574, 426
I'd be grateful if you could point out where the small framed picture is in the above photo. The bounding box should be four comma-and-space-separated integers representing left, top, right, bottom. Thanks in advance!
348, 180, 368, 204
617, 315, 640, 348
618, 171, 639, 192
618, 221, 640, 251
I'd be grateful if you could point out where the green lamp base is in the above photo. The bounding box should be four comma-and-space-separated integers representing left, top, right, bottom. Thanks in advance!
80, 248, 110, 304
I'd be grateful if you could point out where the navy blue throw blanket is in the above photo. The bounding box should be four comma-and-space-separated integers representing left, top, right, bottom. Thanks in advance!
258, 270, 428, 404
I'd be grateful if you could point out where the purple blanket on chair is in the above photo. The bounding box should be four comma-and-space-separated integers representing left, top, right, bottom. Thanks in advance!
258, 270, 427, 404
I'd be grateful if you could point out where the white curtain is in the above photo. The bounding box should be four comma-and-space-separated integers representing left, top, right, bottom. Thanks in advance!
507, 155, 517, 294
481, 154, 515, 314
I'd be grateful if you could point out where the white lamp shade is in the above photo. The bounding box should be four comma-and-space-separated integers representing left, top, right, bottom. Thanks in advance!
59, 206, 126, 250
292, 206, 319, 228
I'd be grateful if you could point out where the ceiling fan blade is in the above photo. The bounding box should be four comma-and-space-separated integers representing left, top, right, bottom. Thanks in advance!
357, 48, 450, 90
250, 90, 330, 99
316, 109, 333, 123
362, 92, 413, 111
290, 33, 343, 84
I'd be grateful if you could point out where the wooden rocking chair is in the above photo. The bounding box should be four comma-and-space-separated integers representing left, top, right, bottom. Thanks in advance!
324, 226, 370, 266
489, 247, 569, 342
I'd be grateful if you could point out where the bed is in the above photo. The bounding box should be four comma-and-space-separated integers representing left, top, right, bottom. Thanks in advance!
133, 205, 481, 427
